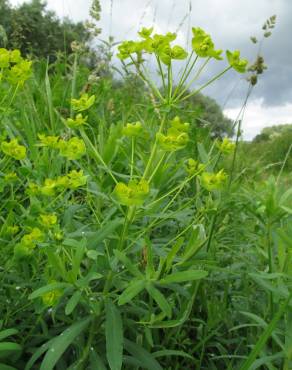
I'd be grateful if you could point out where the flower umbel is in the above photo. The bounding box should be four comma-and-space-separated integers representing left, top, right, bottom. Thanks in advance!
200, 169, 228, 191
71, 94, 95, 112
216, 137, 235, 155
192, 28, 223, 60
58, 137, 86, 160
226, 50, 248, 73
1, 138, 26, 160
66, 113, 88, 129
113, 179, 149, 206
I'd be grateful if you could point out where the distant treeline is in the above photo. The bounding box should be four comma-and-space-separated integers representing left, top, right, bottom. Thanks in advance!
0, 0, 90, 58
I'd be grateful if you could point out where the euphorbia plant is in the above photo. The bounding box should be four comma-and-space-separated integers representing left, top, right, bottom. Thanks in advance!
0, 18, 282, 369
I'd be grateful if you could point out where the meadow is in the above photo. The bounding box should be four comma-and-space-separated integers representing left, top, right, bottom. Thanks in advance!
0, 10, 291, 370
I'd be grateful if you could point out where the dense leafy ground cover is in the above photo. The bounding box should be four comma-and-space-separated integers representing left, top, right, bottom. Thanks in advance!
0, 23, 291, 370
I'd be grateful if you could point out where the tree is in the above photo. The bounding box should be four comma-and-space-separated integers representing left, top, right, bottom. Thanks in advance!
0, 0, 90, 59
253, 123, 292, 142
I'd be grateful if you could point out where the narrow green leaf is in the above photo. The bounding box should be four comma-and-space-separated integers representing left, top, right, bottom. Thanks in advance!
105, 300, 123, 370
87, 218, 123, 247
153, 349, 195, 360
29, 283, 71, 300
0, 342, 21, 352
0, 329, 18, 341
40, 316, 91, 370
146, 283, 172, 318
65, 291, 82, 315
89, 349, 107, 370
0, 364, 17, 370
25, 339, 55, 370
165, 237, 184, 272
124, 339, 163, 370
239, 295, 291, 370
159, 270, 208, 285
150, 282, 199, 328
114, 250, 143, 278
118, 280, 146, 306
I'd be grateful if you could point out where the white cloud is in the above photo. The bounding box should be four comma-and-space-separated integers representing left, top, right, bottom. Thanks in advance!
224, 98, 292, 140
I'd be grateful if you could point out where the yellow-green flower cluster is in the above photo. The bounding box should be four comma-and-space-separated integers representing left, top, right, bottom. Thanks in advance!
226, 50, 248, 73
71, 93, 95, 112
185, 159, 205, 176
157, 116, 189, 151
28, 170, 87, 197
58, 137, 86, 160
118, 28, 188, 66
5, 225, 19, 235
122, 121, 145, 138
200, 169, 227, 191
42, 289, 62, 307
4, 172, 18, 182
37, 135, 86, 160
192, 28, 222, 60
38, 134, 60, 149
0, 48, 32, 85
216, 137, 235, 155
1, 138, 26, 160
14, 227, 43, 258
66, 93, 95, 131
40, 213, 57, 228
113, 179, 149, 206
66, 113, 88, 129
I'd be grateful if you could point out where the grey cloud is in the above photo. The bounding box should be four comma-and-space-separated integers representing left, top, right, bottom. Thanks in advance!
10, 0, 292, 109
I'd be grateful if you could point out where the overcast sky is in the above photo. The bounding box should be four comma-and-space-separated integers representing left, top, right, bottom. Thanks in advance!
10, 0, 292, 139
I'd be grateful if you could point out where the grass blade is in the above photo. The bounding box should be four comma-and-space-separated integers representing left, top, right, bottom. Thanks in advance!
105, 299, 123, 370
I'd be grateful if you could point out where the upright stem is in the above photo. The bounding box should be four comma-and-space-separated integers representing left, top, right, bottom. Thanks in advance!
142, 114, 167, 180
173, 57, 211, 102
177, 66, 232, 103
130, 137, 135, 179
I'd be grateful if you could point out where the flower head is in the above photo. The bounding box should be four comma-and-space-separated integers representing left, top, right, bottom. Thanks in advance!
192, 28, 222, 60
1, 138, 26, 160
0, 48, 10, 68
217, 137, 235, 155
226, 50, 248, 73
58, 137, 86, 160
21, 227, 44, 248
67, 170, 87, 189
7, 59, 32, 85
71, 94, 95, 112
113, 179, 149, 206
38, 134, 60, 149
40, 178, 58, 196
40, 214, 57, 228
200, 169, 227, 191
122, 121, 145, 138
185, 159, 205, 176
66, 113, 88, 129
157, 116, 190, 151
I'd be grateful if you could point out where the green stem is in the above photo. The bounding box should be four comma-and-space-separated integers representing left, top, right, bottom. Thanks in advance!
173, 57, 211, 102
176, 65, 231, 104
156, 54, 167, 95
130, 137, 135, 179
228, 84, 253, 187
172, 53, 197, 99
80, 129, 118, 184
147, 152, 166, 183
70, 53, 79, 118
142, 114, 167, 180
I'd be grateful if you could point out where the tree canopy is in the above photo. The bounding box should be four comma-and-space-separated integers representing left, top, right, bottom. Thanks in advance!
0, 0, 90, 58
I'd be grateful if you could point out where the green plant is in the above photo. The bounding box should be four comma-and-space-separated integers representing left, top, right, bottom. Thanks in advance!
0, 15, 290, 370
